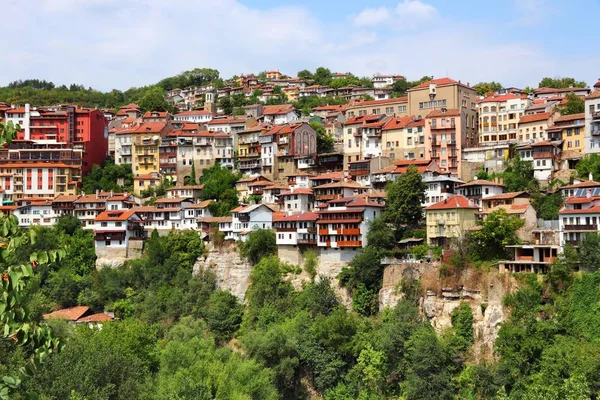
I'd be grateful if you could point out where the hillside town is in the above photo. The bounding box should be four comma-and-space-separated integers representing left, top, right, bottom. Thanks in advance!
0, 71, 599, 270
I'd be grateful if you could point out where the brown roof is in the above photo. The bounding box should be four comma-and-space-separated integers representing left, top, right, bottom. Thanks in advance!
199, 216, 232, 223
586, 90, 600, 100
457, 179, 505, 188
410, 78, 460, 90
426, 195, 478, 210
555, 113, 585, 122
43, 306, 90, 321
482, 191, 529, 201
274, 212, 318, 222
132, 122, 167, 134
560, 205, 600, 214
313, 180, 363, 190
519, 112, 554, 124
426, 108, 461, 118
562, 180, 600, 190
77, 313, 114, 323
95, 210, 137, 222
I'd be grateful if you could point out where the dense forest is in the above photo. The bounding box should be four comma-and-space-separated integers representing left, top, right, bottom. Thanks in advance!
2, 211, 600, 399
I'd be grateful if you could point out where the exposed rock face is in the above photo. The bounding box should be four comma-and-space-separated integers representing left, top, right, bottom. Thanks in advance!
95, 240, 144, 268
193, 244, 253, 302
380, 262, 519, 361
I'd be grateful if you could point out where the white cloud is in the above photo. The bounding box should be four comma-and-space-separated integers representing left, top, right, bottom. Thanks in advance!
0, 0, 594, 91
395, 0, 438, 21
352, 7, 392, 27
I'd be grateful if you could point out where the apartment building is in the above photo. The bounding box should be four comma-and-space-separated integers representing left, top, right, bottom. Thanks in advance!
173, 110, 213, 124
517, 111, 558, 144
425, 195, 479, 247
342, 114, 386, 169
381, 116, 425, 161
274, 212, 318, 247
5, 105, 108, 176
345, 98, 408, 119
131, 122, 167, 195
584, 81, 600, 154
456, 179, 505, 209
371, 74, 404, 88
546, 113, 585, 167
93, 210, 145, 250
559, 186, 600, 249
407, 78, 478, 144
423, 108, 465, 177
238, 124, 266, 176
477, 93, 531, 145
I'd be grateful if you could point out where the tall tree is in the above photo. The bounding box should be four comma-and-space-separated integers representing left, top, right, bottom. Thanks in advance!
310, 121, 334, 153
558, 93, 585, 115
383, 165, 426, 228
313, 67, 333, 86
576, 154, 600, 181
538, 76, 587, 88
137, 87, 171, 113
469, 208, 524, 260
473, 81, 503, 96
579, 233, 600, 272
502, 154, 537, 192
297, 69, 313, 81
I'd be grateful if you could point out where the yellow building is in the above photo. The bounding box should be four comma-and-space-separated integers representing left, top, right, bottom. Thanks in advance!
546, 113, 585, 164
345, 97, 408, 119
477, 94, 531, 144
132, 122, 166, 195
381, 116, 426, 160
425, 195, 479, 247
517, 111, 558, 144
407, 77, 479, 148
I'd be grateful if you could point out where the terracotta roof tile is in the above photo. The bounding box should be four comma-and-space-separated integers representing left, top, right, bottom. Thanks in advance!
44, 306, 89, 321
519, 112, 554, 124
426, 195, 478, 210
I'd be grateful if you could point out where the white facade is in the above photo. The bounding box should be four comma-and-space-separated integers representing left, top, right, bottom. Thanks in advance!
281, 191, 314, 213
115, 133, 133, 165
14, 202, 57, 227
173, 112, 213, 124
585, 95, 600, 154
263, 112, 298, 125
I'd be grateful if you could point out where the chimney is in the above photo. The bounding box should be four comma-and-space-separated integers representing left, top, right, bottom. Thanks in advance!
587, 189, 592, 199
95, 189, 99, 199
590, 172, 593, 182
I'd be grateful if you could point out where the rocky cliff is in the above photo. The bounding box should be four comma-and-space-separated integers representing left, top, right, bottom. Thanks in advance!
379, 262, 519, 361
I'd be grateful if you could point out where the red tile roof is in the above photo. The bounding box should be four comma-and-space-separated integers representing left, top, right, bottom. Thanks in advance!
426, 195, 478, 210
555, 113, 585, 123
519, 112, 553, 124
95, 209, 137, 222
477, 93, 525, 103
457, 179, 505, 188
562, 180, 600, 190
262, 104, 295, 115
280, 188, 313, 196
426, 108, 461, 118
586, 90, 600, 100
382, 116, 414, 130
77, 313, 114, 323
176, 110, 213, 116
410, 78, 460, 90
560, 205, 600, 214
482, 191, 528, 201
274, 212, 318, 222
43, 306, 90, 321
143, 111, 168, 118
309, 171, 344, 181
132, 122, 167, 134
347, 97, 407, 107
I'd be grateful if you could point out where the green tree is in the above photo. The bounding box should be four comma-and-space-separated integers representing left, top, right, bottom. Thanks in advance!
469, 208, 524, 260
203, 290, 243, 342
538, 77, 587, 88
579, 233, 600, 272
198, 164, 241, 216
137, 86, 171, 112
219, 96, 233, 115
239, 229, 277, 264
502, 153, 537, 192
473, 81, 503, 96
297, 69, 313, 81
310, 121, 334, 153
313, 67, 333, 86
531, 189, 563, 220
185, 162, 197, 185
559, 92, 585, 115
576, 154, 600, 181
384, 165, 426, 228
366, 217, 395, 252
450, 302, 474, 350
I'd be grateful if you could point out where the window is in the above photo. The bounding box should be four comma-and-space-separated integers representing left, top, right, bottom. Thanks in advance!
575, 140, 580, 147
105, 240, 111, 246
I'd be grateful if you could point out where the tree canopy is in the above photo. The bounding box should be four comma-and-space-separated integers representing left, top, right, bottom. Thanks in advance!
473, 81, 503, 96
310, 121, 334, 153
538, 76, 587, 88
383, 165, 426, 228
558, 92, 585, 115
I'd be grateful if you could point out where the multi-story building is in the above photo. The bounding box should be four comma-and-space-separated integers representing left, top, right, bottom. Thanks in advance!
477, 93, 530, 145
214, 132, 234, 169
407, 78, 478, 145
584, 80, 600, 154
0, 141, 83, 200
13, 198, 57, 227
371, 74, 404, 88
345, 98, 408, 119
279, 188, 314, 212
456, 179, 505, 209
423, 174, 464, 207
93, 209, 145, 251
259, 105, 298, 125
4, 104, 108, 176
114, 126, 136, 165
313, 179, 367, 204
274, 212, 318, 247
74, 193, 109, 229
238, 125, 266, 176
424, 108, 466, 176
559, 186, 600, 249
425, 195, 479, 247
517, 111, 558, 144
173, 110, 213, 124
131, 122, 166, 195
166, 185, 204, 200
546, 113, 585, 167
342, 114, 386, 169
268, 122, 317, 178
316, 196, 383, 259
533, 86, 590, 99
381, 116, 425, 161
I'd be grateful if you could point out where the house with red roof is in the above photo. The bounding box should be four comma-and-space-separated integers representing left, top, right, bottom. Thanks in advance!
517, 111, 558, 144
94, 209, 145, 258
259, 104, 298, 125
173, 110, 214, 124
381, 116, 426, 161
585, 79, 600, 154
559, 185, 600, 251
425, 195, 479, 247
279, 187, 315, 212
273, 212, 319, 248
456, 179, 505, 209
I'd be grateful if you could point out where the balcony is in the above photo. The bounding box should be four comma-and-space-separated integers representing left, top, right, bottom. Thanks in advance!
340, 228, 360, 235
278, 137, 289, 145
563, 224, 598, 231
337, 240, 362, 248
592, 111, 600, 119
533, 152, 554, 159
318, 228, 330, 235
297, 239, 317, 245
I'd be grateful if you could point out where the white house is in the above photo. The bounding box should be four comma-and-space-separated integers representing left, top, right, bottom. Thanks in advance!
173, 110, 214, 124
14, 199, 57, 227
279, 188, 314, 213
584, 82, 600, 154
93, 210, 145, 249
274, 212, 318, 247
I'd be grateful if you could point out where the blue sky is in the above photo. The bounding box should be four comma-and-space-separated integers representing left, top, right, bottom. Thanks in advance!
2, 0, 599, 91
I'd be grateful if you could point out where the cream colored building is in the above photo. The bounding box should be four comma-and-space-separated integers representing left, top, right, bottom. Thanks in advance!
345, 97, 408, 119
425, 195, 479, 247
517, 111, 558, 144
477, 94, 531, 145
407, 77, 478, 147
381, 116, 426, 161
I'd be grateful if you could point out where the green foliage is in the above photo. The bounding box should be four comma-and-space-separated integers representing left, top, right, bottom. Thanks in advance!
473, 81, 503, 96
137, 86, 172, 113
198, 164, 241, 216
538, 76, 587, 89
411, 244, 429, 260
450, 302, 474, 350
579, 233, 600, 272
219, 96, 233, 115
384, 165, 426, 228
475, 168, 490, 180
81, 159, 133, 194
531, 189, 563, 220
366, 217, 395, 251
469, 208, 524, 260
238, 229, 276, 264
311, 121, 334, 153
576, 154, 600, 181
500, 153, 537, 192
297, 69, 313, 81
202, 290, 243, 342
559, 92, 585, 115
303, 249, 318, 281
391, 76, 433, 96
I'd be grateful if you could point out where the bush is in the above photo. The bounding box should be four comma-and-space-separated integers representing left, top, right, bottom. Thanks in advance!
239, 229, 277, 264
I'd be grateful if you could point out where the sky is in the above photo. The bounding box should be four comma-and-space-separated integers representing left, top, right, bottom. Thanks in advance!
2, 0, 599, 92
